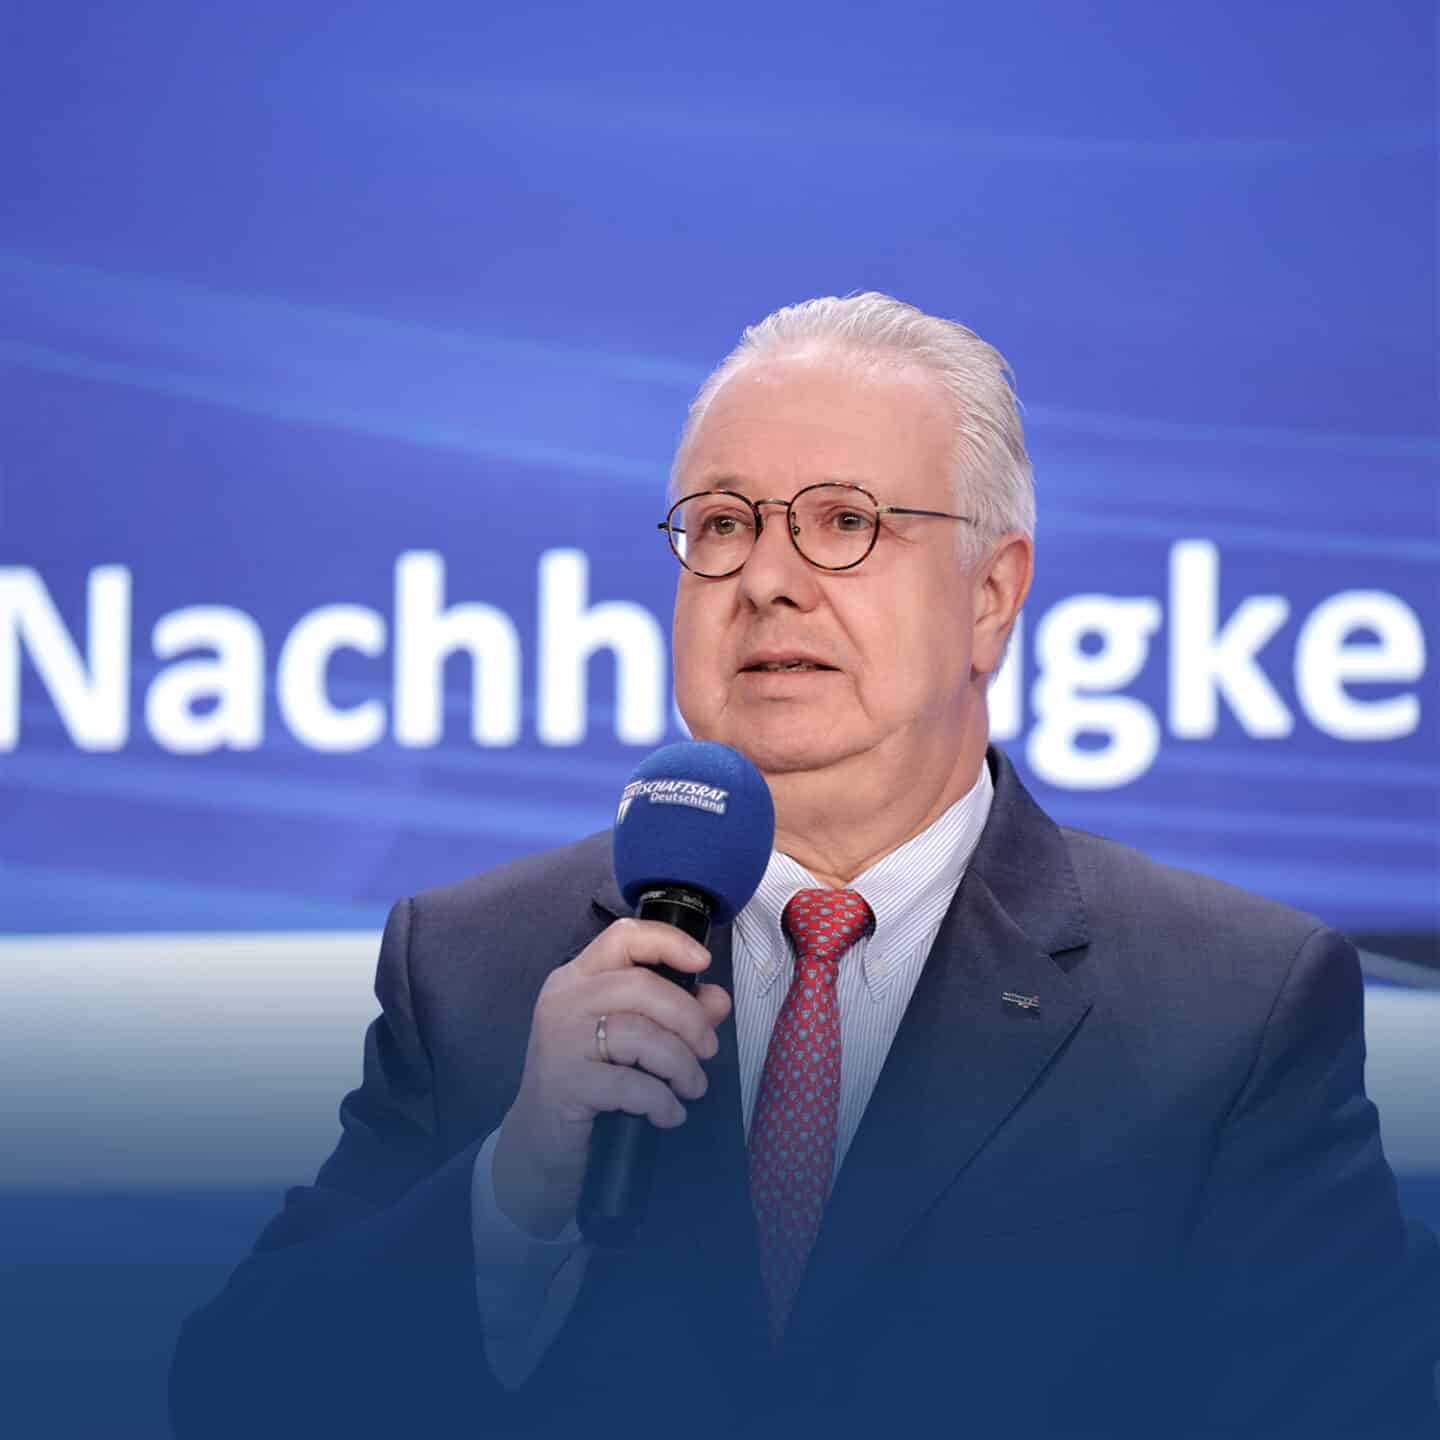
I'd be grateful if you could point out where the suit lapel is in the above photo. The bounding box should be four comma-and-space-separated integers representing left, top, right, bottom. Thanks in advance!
649, 921, 756, 1253
788, 749, 1094, 1341
588, 879, 766, 1331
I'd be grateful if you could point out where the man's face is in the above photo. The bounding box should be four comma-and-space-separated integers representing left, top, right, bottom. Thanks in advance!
671, 349, 991, 793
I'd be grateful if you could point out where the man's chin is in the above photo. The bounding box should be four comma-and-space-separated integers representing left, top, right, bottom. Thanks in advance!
706, 731, 861, 780
679, 699, 863, 778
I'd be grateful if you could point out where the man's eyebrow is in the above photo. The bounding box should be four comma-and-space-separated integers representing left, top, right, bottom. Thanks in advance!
688, 474, 879, 493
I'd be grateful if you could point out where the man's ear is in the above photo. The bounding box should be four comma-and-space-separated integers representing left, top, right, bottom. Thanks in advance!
971, 532, 1033, 679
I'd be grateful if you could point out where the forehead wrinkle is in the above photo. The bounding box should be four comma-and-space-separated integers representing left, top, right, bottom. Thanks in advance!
685, 473, 885, 499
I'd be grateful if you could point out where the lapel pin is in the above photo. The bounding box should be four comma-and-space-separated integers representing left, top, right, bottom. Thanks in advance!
1001, 991, 1040, 1012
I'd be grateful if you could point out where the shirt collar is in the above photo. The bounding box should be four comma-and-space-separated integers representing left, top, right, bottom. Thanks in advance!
732, 759, 995, 998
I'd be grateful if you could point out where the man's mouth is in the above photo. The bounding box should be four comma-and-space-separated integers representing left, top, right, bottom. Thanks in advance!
742, 659, 837, 673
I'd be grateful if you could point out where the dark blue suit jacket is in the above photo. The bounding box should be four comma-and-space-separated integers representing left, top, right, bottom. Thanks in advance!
172, 749, 1440, 1438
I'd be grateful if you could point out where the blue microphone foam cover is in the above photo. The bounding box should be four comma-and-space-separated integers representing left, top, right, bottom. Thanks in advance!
612, 741, 775, 926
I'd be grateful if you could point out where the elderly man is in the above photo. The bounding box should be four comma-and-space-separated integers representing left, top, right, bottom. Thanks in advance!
173, 296, 1439, 1439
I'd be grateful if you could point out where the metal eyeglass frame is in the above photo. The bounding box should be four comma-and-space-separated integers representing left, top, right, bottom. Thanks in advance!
658, 480, 976, 577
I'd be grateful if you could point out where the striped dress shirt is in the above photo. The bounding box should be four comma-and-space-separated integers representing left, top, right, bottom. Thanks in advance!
732, 758, 994, 1183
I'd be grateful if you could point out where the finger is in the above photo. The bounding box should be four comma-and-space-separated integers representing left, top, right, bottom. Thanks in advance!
588, 1062, 688, 1129
569, 917, 712, 980
593, 1013, 709, 1100
695, 982, 732, 1030
579, 969, 721, 1059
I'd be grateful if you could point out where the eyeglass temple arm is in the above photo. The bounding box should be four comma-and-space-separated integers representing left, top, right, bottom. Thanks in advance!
878, 506, 977, 524
661, 506, 974, 528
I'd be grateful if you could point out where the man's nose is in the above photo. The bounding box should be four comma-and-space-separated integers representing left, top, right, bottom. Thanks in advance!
737, 504, 820, 610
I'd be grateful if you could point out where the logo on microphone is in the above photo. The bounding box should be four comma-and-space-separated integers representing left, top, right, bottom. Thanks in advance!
617, 778, 730, 823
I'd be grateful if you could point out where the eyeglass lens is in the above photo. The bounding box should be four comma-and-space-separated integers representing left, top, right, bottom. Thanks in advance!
669, 485, 877, 575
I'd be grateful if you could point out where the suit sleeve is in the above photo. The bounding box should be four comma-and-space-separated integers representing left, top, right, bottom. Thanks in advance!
1181, 926, 1440, 1437
169, 897, 524, 1439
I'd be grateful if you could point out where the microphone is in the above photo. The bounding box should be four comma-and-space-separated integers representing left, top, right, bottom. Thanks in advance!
578, 740, 775, 1246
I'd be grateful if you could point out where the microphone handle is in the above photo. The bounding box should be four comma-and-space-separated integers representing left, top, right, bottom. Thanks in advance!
578, 885, 712, 1246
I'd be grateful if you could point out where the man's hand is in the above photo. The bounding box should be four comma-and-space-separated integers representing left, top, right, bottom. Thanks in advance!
492, 919, 732, 1239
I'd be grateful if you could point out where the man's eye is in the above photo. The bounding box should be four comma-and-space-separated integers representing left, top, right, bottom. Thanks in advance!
702, 512, 750, 537
830, 509, 870, 532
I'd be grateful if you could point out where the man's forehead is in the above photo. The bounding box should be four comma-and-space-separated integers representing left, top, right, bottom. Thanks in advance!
699, 347, 944, 417
678, 350, 953, 490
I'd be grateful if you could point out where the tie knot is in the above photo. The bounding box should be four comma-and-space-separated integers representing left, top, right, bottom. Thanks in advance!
781, 888, 874, 976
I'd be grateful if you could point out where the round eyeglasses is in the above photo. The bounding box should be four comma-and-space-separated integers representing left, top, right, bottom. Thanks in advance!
658, 482, 975, 578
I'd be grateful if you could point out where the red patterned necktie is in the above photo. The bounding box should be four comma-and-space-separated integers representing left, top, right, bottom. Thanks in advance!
748, 887, 875, 1344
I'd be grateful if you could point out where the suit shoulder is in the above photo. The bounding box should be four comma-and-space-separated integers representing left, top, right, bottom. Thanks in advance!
1058, 824, 1334, 959
403, 831, 614, 952
1053, 827, 1364, 1076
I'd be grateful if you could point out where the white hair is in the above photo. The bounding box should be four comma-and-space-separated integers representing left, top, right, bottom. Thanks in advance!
671, 292, 1035, 560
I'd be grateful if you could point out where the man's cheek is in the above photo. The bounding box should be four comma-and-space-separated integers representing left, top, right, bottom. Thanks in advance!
673, 662, 726, 735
